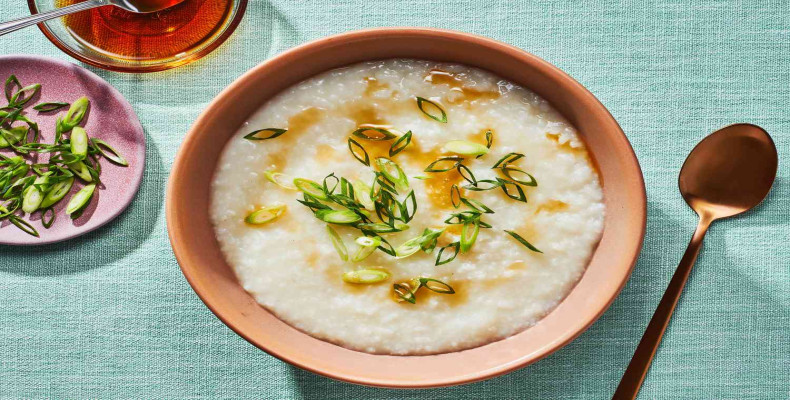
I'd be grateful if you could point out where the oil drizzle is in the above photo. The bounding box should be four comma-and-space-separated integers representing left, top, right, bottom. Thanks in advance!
424, 69, 501, 104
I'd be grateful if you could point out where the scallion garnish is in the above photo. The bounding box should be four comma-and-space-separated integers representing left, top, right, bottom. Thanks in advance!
498, 178, 527, 202
418, 278, 455, 294
395, 235, 424, 259
245, 204, 286, 225
457, 163, 477, 185
462, 179, 502, 191
356, 222, 408, 233
342, 268, 390, 284
419, 227, 445, 252
491, 152, 525, 169
9, 214, 38, 237
393, 281, 417, 303
424, 156, 463, 172
435, 241, 460, 265
351, 235, 382, 262
243, 128, 287, 141
315, 209, 362, 225
389, 130, 412, 157
460, 197, 494, 214
347, 137, 370, 166
294, 178, 329, 200
443, 140, 489, 156
460, 220, 480, 252
33, 102, 69, 112
326, 225, 348, 261
450, 184, 461, 208
66, 183, 96, 217
504, 230, 543, 253
41, 207, 55, 228
502, 166, 538, 186
375, 157, 409, 191
70, 127, 88, 158
60, 96, 89, 131
39, 177, 73, 209
477, 129, 493, 159
416, 97, 447, 123
91, 139, 129, 167
9, 83, 41, 108
263, 170, 296, 190
351, 126, 397, 141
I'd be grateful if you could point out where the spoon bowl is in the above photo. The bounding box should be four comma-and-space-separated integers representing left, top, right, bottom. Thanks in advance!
112, 0, 187, 13
680, 123, 778, 219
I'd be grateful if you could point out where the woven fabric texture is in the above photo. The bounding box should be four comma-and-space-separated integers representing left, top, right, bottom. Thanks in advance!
1, 1, 788, 399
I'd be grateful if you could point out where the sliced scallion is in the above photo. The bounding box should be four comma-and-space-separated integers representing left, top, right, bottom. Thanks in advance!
244, 128, 287, 141
492, 152, 525, 169
70, 127, 88, 158
351, 235, 382, 262
294, 178, 328, 200
9, 215, 38, 237
393, 280, 419, 304
443, 140, 489, 156
21, 174, 50, 213
477, 129, 493, 158
450, 184, 461, 208
66, 183, 96, 216
264, 170, 297, 190
91, 139, 128, 166
315, 209, 362, 225
245, 204, 286, 225
502, 166, 538, 186
418, 278, 455, 294
498, 178, 527, 202
67, 161, 93, 183
460, 220, 480, 252
435, 241, 460, 266
356, 222, 407, 233
351, 180, 374, 210
33, 102, 69, 112
326, 225, 348, 261
504, 230, 543, 253
41, 207, 55, 228
424, 156, 463, 172
375, 157, 409, 191
457, 163, 477, 185
460, 197, 494, 214
347, 137, 370, 166
416, 97, 447, 123
462, 179, 502, 191
61, 97, 89, 131
351, 126, 397, 141
389, 130, 412, 157
39, 177, 74, 209
343, 268, 391, 284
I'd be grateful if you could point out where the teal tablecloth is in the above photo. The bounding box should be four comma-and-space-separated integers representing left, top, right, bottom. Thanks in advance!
1, 1, 788, 399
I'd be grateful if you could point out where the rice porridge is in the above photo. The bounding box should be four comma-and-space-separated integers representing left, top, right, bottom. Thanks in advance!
210, 59, 605, 355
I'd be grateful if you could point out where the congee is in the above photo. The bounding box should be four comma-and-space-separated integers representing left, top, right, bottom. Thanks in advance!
210, 59, 605, 355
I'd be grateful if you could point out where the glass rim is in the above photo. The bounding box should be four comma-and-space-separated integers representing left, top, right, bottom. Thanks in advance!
27, 0, 249, 73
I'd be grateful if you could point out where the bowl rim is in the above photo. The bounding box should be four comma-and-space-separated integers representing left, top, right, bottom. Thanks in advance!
167, 27, 647, 388
27, 0, 249, 73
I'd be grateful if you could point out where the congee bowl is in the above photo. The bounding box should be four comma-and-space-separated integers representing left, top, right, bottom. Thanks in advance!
166, 28, 646, 388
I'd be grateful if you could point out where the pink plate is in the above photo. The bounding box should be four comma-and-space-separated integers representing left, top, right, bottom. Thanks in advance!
0, 55, 145, 245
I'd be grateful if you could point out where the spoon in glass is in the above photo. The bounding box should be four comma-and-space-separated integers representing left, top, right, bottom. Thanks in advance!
0, 0, 186, 37
613, 123, 778, 399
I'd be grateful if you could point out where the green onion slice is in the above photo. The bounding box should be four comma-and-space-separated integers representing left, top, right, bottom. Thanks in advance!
419, 227, 445, 252
418, 278, 456, 294
263, 170, 297, 190
356, 222, 407, 233
457, 163, 476, 185
40, 177, 74, 209
492, 152, 525, 169
91, 139, 128, 166
243, 128, 287, 141
9, 215, 38, 237
66, 183, 96, 216
351, 235, 382, 262
351, 126, 397, 141
504, 230, 543, 253
389, 130, 412, 157
502, 166, 538, 187
67, 161, 93, 183
477, 130, 493, 159
498, 178, 527, 202
393, 282, 417, 304
435, 241, 460, 266
425, 156, 463, 172
450, 184, 461, 208
463, 179, 502, 191
347, 137, 370, 166
315, 209, 361, 225
352, 180, 374, 210
4, 75, 20, 102
33, 102, 69, 112
343, 269, 391, 284
460, 220, 480, 252
394, 235, 425, 259
375, 157, 409, 191
245, 204, 286, 225
70, 127, 89, 157
294, 178, 328, 200
416, 97, 447, 123
10, 83, 41, 107
61, 97, 89, 131
460, 197, 494, 214
443, 140, 489, 156
326, 225, 348, 261
41, 207, 56, 228
0, 126, 27, 148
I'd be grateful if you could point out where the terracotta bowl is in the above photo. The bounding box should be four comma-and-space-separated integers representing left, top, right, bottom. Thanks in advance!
166, 28, 646, 388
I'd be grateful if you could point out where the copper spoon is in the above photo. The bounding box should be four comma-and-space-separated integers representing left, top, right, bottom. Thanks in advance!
613, 123, 778, 399
0, 0, 186, 37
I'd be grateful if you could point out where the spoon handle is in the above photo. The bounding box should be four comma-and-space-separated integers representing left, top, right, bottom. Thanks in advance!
613, 214, 713, 399
0, 0, 107, 37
